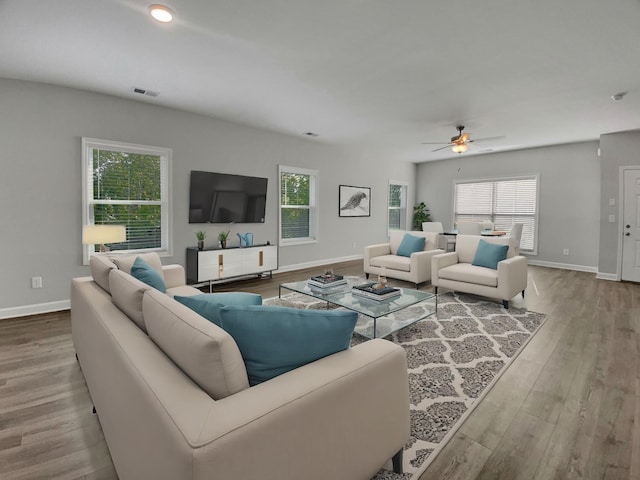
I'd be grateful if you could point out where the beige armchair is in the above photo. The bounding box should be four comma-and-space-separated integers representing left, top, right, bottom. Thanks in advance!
364, 230, 444, 288
431, 234, 528, 308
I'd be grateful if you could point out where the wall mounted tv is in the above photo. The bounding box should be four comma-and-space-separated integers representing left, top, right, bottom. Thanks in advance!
189, 170, 268, 224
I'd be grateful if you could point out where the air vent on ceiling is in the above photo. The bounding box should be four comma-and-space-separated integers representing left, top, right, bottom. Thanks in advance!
132, 87, 159, 97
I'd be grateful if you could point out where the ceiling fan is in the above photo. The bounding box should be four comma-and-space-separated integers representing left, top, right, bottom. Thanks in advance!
422, 125, 504, 153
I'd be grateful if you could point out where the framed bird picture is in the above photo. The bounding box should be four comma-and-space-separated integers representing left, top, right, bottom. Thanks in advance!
339, 185, 371, 217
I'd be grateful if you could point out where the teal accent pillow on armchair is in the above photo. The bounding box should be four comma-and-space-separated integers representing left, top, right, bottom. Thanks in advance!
397, 233, 426, 257
218, 305, 357, 386
131, 256, 166, 293
175, 293, 263, 327
472, 239, 509, 269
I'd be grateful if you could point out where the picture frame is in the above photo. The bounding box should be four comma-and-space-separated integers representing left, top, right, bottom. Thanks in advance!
339, 185, 371, 217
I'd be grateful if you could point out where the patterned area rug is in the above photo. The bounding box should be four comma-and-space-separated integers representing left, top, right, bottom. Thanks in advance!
264, 291, 547, 479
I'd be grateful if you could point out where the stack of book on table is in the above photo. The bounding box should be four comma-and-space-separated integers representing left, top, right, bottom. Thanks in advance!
352, 282, 401, 301
307, 274, 348, 292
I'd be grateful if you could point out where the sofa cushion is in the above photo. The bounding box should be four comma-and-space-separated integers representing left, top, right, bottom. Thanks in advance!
143, 289, 250, 400
131, 256, 167, 293
472, 239, 509, 270
175, 293, 263, 327
89, 255, 117, 293
109, 269, 152, 332
389, 230, 438, 255
112, 252, 164, 277
369, 254, 411, 272
396, 233, 426, 257
218, 305, 357, 386
455, 235, 513, 264
439, 263, 499, 287
166, 285, 202, 298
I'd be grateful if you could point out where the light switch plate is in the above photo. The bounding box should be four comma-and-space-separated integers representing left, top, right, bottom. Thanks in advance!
608, 214, 616, 223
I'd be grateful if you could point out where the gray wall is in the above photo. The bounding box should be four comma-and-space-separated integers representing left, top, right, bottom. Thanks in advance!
415, 142, 601, 269
598, 129, 640, 276
0, 79, 415, 313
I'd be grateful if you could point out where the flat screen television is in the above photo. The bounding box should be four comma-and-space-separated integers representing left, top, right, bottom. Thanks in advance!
189, 170, 268, 224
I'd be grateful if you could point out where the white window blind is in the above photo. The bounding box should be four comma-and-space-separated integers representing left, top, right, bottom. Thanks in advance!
279, 165, 318, 245
454, 176, 538, 253
388, 182, 408, 231
82, 138, 171, 263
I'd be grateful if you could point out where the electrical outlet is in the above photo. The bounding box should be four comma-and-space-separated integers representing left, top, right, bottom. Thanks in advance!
563, 249, 569, 256
31, 276, 43, 289
352, 242, 356, 249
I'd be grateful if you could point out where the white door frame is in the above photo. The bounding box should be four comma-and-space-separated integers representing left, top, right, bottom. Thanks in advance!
617, 166, 640, 280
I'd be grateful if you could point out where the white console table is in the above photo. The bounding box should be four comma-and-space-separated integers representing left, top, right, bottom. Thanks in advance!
186, 244, 278, 291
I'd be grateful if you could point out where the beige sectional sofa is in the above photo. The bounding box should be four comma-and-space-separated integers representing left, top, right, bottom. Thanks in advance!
71, 253, 410, 480
363, 230, 443, 287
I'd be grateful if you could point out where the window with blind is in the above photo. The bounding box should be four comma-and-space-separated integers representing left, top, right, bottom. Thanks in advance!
388, 182, 408, 231
454, 175, 538, 253
279, 165, 318, 245
82, 138, 171, 264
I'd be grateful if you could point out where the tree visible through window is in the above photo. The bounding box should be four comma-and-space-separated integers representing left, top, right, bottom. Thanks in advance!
82, 138, 171, 263
388, 182, 408, 231
279, 166, 318, 245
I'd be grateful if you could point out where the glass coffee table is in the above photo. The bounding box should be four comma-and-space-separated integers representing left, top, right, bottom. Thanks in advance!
279, 277, 437, 339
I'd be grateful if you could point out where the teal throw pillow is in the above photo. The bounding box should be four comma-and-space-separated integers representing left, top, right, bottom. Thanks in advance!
131, 256, 166, 293
472, 239, 509, 270
397, 233, 426, 257
218, 305, 357, 386
174, 292, 263, 327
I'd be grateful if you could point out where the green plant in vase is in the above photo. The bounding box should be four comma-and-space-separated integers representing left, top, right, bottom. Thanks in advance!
218, 230, 230, 248
195, 231, 207, 250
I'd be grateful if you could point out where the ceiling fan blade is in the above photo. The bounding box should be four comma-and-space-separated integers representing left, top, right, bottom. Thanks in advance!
431, 145, 451, 152
468, 135, 506, 143
421, 141, 450, 145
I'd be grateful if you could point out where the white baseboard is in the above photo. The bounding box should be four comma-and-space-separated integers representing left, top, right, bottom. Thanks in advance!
0, 300, 70, 320
527, 259, 598, 273
595, 272, 619, 281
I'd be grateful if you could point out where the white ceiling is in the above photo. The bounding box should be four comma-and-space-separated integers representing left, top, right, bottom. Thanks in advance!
2, 0, 640, 162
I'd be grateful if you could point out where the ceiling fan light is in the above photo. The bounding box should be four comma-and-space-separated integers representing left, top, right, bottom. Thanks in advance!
452, 144, 469, 154
149, 4, 174, 23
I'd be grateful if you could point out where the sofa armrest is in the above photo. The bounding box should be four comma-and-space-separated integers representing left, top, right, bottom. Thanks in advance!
195, 340, 410, 479
410, 249, 444, 283
431, 252, 459, 285
162, 264, 186, 289
497, 255, 528, 295
364, 243, 391, 266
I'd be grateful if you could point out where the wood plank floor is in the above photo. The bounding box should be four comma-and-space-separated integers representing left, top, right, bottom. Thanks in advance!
0, 263, 638, 479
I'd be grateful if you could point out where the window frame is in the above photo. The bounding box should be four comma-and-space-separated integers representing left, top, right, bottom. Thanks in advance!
82, 137, 172, 264
387, 180, 408, 234
278, 165, 319, 247
452, 174, 539, 255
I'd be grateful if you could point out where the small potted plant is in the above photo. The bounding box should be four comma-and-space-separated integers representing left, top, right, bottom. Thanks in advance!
412, 202, 431, 230
218, 230, 230, 249
195, 231, 207, 250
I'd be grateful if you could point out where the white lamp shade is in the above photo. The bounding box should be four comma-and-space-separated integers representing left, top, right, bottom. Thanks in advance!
82, 225, 127, 244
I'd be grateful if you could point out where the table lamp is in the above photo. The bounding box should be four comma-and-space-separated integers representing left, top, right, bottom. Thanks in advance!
82, 224, 127, 252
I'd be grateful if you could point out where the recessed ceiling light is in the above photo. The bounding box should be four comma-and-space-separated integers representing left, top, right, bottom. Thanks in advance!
611, 92, 627, 102
149, 4, 174, 23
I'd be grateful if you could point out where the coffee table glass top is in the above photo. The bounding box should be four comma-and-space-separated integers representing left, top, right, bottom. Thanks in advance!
279, 277, 436, 339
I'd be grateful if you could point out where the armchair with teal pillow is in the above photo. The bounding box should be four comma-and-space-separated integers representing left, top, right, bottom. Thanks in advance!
432, 234, 528, 308
363, 230, 443, 287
